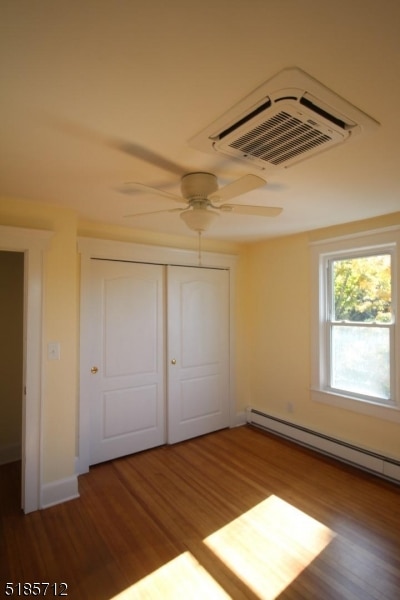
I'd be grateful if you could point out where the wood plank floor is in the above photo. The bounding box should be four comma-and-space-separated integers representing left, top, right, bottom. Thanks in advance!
1, 425, 399, 599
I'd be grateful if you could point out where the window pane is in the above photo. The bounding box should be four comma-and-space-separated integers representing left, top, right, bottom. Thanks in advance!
331, 325, 390, 400
332, 254, 391, 323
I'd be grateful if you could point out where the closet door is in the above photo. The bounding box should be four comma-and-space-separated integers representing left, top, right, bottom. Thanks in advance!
167, 266, 230, 444
88, 259, 165, 465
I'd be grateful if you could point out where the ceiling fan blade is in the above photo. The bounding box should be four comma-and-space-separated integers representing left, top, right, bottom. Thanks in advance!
220, 204, 282, 217
124, 207, 183, 218
112, 141, 185, 176
44, 116, 187, 177
46, 115, 187, 177
120, 182, 188, 204
209, 174, 266, 203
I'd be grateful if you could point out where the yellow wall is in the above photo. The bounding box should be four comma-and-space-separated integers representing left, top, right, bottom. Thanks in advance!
78, 219, 242, 256
244, 212, 400, 461
1, 194, 399, 492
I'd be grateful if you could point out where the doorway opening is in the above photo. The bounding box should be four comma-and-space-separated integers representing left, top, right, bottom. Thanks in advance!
0, 251, 24, 509
0, 225, 51, 513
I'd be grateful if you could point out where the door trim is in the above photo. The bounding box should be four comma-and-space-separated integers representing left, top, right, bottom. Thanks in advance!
78, 237, 238, 474
0, 226, 52, 513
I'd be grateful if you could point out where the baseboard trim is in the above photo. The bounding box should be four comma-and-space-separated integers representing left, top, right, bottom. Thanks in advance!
0, 443, 22, 465
247, 408, 400, 484
40, 475, 80, 509
231, 411, 247, 428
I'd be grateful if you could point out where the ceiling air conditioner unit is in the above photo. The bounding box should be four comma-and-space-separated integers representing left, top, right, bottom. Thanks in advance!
189, 68, 379, 172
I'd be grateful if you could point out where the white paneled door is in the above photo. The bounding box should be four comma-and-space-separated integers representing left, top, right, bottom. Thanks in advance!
167, 266, 230, 444
87, 259, 230, 465
88, 260, 165, 465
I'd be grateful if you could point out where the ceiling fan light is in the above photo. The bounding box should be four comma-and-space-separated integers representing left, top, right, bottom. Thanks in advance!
180, 207, 219, 232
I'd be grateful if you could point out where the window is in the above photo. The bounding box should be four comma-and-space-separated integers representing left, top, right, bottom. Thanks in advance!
311, 229, 400, 421
328, 252, 392, 401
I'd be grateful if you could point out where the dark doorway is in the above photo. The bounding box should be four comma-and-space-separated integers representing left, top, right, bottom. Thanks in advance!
0, 251, 24, 507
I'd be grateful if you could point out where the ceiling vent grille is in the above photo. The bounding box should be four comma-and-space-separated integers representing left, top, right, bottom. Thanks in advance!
220, 104, 339, 167
189, 68, 379, 172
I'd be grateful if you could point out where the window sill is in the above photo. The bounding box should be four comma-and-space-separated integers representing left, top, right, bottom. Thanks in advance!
311, 388, 400, 423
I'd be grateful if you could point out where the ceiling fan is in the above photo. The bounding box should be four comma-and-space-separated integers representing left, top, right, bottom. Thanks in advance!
122, 172, 282, 233
49, 119, 283, 232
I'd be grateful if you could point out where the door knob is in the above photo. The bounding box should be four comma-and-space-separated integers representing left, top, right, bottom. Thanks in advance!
91, 366, 99, 374
171, 358, 177, 365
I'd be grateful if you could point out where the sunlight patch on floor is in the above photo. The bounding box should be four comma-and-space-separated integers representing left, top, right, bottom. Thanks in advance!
110, 551, 231, 599
110, 495, 335, 599
204, 494, 336, 599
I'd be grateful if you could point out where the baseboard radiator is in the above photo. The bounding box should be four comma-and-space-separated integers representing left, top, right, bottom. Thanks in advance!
247, 409, 400, 484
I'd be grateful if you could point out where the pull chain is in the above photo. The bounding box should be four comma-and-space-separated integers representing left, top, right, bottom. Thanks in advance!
198, 231, 202, 266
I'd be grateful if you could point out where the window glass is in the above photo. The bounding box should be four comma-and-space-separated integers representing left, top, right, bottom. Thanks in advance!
329, 252, 392, 402
331, 325, 390, 399
332, 254, 391, 323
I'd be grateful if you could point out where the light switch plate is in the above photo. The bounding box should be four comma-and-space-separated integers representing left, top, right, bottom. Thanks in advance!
48, 341, 61, 360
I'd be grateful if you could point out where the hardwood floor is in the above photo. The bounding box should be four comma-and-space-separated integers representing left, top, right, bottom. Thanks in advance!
1, 425, 399, 599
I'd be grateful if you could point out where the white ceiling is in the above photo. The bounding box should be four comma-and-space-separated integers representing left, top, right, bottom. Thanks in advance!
1, 0, 400, 242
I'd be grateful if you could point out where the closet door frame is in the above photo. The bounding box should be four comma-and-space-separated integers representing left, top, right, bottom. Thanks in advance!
78, 237, 238, 475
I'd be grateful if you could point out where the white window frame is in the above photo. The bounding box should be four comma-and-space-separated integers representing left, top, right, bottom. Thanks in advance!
310, 227, 400, 423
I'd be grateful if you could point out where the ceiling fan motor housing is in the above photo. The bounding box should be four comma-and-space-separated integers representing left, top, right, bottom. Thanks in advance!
181, 172, 218, 200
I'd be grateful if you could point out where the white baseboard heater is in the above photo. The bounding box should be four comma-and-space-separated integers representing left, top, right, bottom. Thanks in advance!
247, 409, 400, 484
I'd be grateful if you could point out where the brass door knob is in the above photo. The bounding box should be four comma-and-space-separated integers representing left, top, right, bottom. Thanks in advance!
91, 366, 99, 374
171, 358, 177, 365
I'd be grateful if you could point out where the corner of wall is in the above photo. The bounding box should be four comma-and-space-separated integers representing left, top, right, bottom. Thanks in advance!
40, 475, 80, 510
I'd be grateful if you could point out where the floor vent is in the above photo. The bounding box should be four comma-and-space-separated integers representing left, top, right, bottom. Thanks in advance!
190, 68, 379, 172
247, 408, 400, 484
